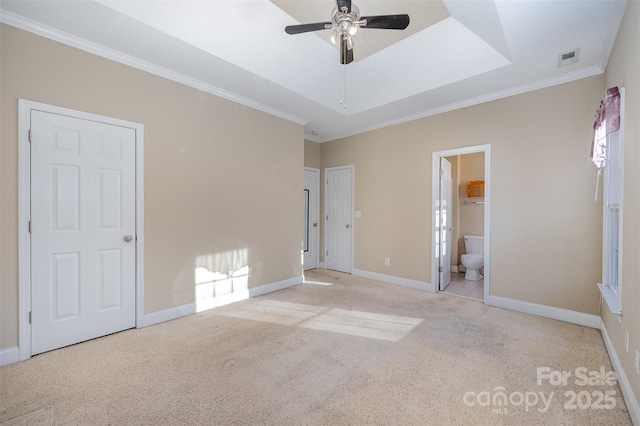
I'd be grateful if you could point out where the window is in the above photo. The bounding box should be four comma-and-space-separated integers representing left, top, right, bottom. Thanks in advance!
594, 87, 624, 315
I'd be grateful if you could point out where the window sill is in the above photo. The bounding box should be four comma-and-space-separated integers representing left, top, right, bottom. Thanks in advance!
597, 283, 622, 316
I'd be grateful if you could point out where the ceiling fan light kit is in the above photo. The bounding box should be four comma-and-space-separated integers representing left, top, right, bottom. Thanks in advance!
284, 0, 410, 65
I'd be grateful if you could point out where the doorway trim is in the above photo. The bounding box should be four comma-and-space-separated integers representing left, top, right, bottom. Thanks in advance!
431, 144, 490, 300
304, 167, 320, 270
18, 99, 145, 361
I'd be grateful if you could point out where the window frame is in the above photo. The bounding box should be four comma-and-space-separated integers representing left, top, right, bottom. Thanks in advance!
597, 88, 625, 315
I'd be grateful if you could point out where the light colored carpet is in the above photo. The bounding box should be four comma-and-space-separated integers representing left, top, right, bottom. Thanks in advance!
0, 269, 632, 425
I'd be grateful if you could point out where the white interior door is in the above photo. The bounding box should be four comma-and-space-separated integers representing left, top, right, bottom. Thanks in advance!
439, 158, 452, 290
30, 110, 136, 355
325, 166, 353, 273
303, 168, 319, 270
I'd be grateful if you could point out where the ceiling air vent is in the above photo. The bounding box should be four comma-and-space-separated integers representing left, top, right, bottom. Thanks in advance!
558, 49, 580, 67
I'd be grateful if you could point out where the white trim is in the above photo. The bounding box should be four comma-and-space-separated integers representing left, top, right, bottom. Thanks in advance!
324, 165, 355, 274
597, 283, 622, 315
248, 276, 303, 298
318, 262, 326, 269
600, 87, 625, 317
18, 99, 144, 361
142, 276, 303, 327
18, 100, 31, 362
353, 269, 434, 292
310, 66, 603, 143
142, 304, 198, 328
486, 295, 602, 329
304, 167, 320, 271
2, 10, 613, 146
0, 346, 20, 367
431, 144, 491, 300
0, 11, 307, 127
600, 322, 640, 425
135, 125, 145, 331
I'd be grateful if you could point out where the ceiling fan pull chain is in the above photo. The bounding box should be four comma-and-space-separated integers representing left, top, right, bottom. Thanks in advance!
340, 65, 347, 109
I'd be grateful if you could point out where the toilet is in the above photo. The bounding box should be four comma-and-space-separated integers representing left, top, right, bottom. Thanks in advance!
461, 235, 484, 281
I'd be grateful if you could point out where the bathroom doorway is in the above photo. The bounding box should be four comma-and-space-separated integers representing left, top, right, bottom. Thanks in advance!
432, 145, 490, 301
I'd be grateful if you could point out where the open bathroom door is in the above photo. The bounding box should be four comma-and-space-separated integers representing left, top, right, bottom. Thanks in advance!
439, 158, 452, 290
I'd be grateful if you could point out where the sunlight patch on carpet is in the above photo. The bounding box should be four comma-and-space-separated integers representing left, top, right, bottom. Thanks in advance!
302, 279, 333, 286
219, 299, 423, 341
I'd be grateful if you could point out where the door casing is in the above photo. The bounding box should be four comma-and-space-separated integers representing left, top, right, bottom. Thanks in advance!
303, 167, 320, 270
431, 145, 490, 299
18, 99, 145, 361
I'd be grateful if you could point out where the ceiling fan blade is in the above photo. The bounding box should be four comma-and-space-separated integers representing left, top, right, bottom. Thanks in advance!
337, 0, 352, 13
361, 14, 410, 30
340, 37, 354, 65
285, 22, 332, 35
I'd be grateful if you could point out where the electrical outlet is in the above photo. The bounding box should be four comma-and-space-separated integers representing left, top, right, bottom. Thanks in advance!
635, 350, 640, 375
384, 258, 390, 266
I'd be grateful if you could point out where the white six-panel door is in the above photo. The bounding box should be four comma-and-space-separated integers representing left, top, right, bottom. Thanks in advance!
325, 166, 353, 273
30, 110, 136, 355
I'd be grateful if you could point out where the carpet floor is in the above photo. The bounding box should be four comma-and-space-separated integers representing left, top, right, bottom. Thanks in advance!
0, 269, 632, 425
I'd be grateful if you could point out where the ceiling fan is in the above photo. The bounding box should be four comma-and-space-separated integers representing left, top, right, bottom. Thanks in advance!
284, 0, 410, 65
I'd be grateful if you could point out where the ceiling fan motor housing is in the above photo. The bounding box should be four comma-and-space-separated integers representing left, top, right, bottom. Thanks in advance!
284, 0, 410, 65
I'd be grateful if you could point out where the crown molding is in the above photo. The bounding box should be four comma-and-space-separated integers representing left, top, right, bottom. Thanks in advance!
316, 65, 604, 143
0, 11, 308, 127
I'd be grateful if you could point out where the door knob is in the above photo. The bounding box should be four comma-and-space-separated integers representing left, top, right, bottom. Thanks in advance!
346, 224, 350, 229
123, 235, 133, 242
313, 223, 318, 227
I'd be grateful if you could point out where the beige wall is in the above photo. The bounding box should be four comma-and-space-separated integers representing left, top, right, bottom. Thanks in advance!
0, 25, 304, 350
322, 75, 604, 314
304, 139, 322, 169
602, 0, 640, 407
322, 127, 432, 276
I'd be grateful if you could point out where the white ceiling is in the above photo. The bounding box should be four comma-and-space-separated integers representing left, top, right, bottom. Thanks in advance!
0, 0, 628, 142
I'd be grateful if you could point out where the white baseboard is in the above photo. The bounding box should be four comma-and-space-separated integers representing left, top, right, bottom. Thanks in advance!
142, 275, 303, 327
352, 269, 434, 292
0, 346, 20, 366
142, 302, 198, 327
248, 276, 303, 297
600, 322, 640, 425
486, 295, 602, 328
318, 262, 326, 269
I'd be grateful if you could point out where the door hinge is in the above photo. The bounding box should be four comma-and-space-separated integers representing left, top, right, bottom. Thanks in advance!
326, 250, 329, 256
29, 311, 32, 324
326, 215, 329, 221
440, 168, 444, 176
28, 129, 32, 143
326, 179, 329, 185
28, 221, 31, 233
439, 266, 443, 272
